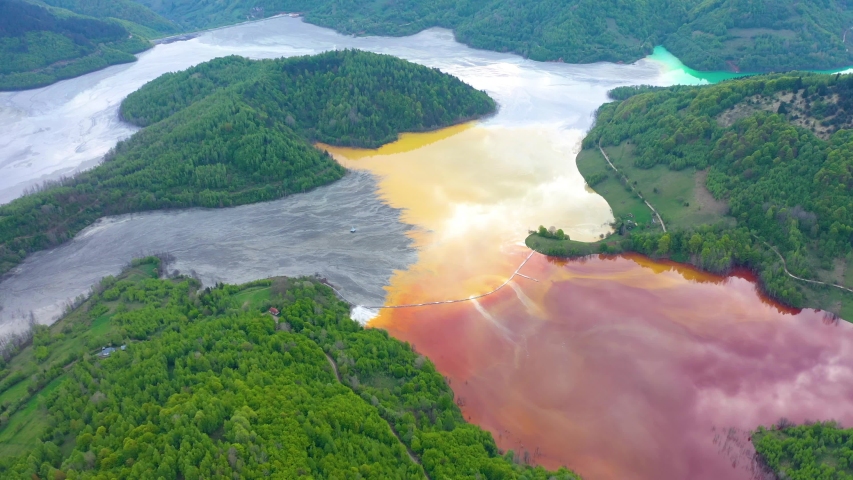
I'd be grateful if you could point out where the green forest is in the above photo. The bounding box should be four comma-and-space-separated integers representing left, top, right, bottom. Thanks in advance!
0, 50, 495, 279
8, 0, 853, 90
0, 0, 177, 90
129, 0, 853, 72
38, 0, 179, 37
529, 71, 853, 318
0, 257, 579, 479
753, 421, 853, 479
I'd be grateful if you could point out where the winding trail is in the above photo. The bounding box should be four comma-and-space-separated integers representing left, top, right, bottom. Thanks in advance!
323, 352, 341, 382
360, 251, 537, 310
598, 140, 667, 232
752, 235, 853, 294
324, 352, 431, 479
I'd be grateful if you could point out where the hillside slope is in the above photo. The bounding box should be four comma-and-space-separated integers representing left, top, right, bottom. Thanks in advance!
38, 0, 178, 36
130, 0, 853, 72
0, 0, 155, 90
0, 257, 579, 479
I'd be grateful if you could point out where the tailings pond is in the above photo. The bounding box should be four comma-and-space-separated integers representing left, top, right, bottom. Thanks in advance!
1, 15, 851, 480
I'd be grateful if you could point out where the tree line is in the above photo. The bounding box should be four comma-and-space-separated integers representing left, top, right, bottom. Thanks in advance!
128, 0, 853, 72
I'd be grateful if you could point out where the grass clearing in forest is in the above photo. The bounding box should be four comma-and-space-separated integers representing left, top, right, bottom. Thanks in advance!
0, 377, 64, 457
577, 143, 732, 231
233, 286, 271, 310
576, 147, 651, 224
0, 380, 30, 408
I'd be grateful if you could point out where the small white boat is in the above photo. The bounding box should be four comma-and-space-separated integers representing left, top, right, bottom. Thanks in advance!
350, 226, 356, 233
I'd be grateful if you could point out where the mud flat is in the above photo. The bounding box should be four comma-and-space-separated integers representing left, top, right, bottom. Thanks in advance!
0, 173, 414, 335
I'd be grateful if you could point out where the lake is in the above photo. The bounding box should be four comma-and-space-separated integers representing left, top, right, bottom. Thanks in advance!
2, 15, 850, 480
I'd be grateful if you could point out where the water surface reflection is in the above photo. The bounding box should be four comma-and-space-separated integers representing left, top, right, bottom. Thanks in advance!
329, 126, 853, 480
375, 253, 853, 480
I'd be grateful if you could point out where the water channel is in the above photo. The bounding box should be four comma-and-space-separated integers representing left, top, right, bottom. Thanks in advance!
1, 15, 851, 480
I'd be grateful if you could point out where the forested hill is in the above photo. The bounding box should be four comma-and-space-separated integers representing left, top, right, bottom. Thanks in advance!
530, 72, 853, 319
0, 0, 174, 91
0, 50, 496, 277
0, 257, 580, 479
38, 0, 179, 38
120, 49, 494, 146
128, 0, 853, 72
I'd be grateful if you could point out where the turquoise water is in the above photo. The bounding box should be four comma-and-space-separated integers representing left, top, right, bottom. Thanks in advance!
648, 45, 853, 85
646, 46, 752, 85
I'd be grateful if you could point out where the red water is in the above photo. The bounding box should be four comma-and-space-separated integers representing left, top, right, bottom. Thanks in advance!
373, 252, 853, 480
325, 126, 853, 479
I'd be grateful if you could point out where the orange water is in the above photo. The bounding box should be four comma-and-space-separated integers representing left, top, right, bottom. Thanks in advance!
324, 125, 853, 480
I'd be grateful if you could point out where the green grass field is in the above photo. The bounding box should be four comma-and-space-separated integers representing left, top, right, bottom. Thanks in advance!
575, 147, 652, 225
0, 377, 64, 457
576, 143, 732, 231
232, 286, 271, 309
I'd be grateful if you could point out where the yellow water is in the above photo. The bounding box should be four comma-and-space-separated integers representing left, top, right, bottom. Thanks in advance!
323, 123, 612, 243
322, 123, 613, 309
322, 124, 853, 480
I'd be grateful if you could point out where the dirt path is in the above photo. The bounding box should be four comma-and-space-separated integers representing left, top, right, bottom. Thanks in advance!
598, 140, 667, 232
753, 235, 853, 294
324, 352, 431, 479
323, 352, 342, 382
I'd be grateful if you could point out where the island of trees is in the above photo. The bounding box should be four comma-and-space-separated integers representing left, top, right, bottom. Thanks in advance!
529, 72, 853, 320
0, 256, 580, 479
0, 49, 496, 277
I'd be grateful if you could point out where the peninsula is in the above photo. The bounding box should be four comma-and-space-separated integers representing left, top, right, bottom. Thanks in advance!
529, 72, 853, 320
0, 49, 496, 277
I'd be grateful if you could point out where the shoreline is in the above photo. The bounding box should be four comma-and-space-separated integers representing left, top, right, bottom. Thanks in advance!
525, 232, 849, 321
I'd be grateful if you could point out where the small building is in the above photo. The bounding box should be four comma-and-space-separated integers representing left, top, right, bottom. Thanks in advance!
99, 347, 116, 358
269, 307, 280, 316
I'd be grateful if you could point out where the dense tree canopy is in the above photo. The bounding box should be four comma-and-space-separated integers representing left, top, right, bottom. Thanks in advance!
0, 0, 158, 90
0, 50, 495, 278
8, 0, 853, 90
131, 0, 853, 72
0, 258, 579, 479
39, 0, 179, 37
753, 421, 853, 480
